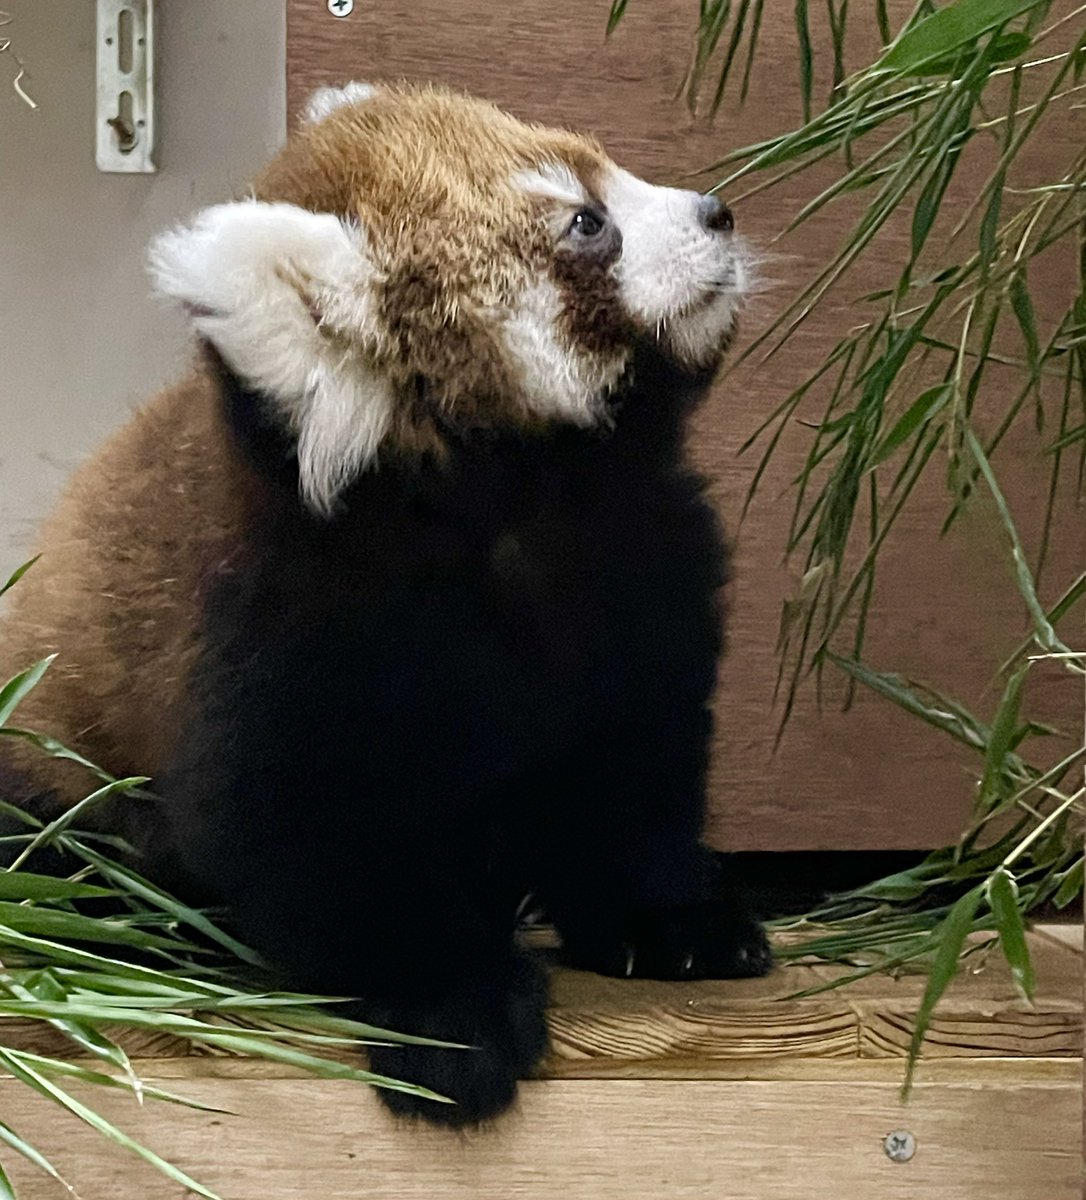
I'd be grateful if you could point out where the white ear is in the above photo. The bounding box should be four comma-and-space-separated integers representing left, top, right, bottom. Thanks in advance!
303, 81, 377, 124
149, 201, 392, 516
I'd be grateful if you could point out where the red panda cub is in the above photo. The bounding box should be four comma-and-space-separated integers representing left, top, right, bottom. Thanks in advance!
0, 83, 769, 1125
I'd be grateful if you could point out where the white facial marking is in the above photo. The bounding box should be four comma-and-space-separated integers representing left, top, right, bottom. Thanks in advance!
514, 162, 589, 208
149, 200, 392, 516
303, 81, 378, 124
602, 168, 747, 367
503, 280, 626, 424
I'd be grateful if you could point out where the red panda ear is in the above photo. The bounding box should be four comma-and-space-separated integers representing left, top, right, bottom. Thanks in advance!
302, 81, 378, 124
148, 200, 392, 517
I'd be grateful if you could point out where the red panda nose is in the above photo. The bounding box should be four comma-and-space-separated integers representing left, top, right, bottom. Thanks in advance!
699, 194, 735, 234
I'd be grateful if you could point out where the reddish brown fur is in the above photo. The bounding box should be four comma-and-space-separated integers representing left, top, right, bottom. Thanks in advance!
0, 85, 625, 805
255, 85, 621, 439
0, 371, 255, 802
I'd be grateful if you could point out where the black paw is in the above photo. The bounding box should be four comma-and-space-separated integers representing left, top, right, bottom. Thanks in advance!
563, 897, 773, 981
369, 1037, 522, 1128
364, 953, 549, 1128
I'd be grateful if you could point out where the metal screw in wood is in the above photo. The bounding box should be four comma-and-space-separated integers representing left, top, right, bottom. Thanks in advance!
883, 1130, 917, 1163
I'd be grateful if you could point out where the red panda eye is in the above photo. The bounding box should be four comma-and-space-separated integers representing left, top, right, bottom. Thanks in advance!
569, 209, 605, 239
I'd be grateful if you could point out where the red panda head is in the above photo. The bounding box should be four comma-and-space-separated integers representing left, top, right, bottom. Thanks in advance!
150, 83, 748, 513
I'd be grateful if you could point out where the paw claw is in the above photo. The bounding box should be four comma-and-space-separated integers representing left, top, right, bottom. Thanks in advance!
563, 898, 773, 982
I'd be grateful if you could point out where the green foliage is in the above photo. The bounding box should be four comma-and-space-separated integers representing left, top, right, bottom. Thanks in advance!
611, 0, 1084, 1089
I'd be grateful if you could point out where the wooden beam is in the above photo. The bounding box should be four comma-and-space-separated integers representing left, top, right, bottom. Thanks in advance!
1, 1072, 1078, 1200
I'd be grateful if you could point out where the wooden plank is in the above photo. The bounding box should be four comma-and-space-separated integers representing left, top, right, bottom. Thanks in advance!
2, 1074, 1078, 1200
286, 0, 1085, 852
800, 927, 1082, 1000
538, 1056, 1081, 1084
542, 930, 1082, 1068
0, 930, 1077, 1070
547, 994, 859, 1064
99, 1055, 1080, 1085
857, 1003, 1082, 1059
1035, 923, 1084, 954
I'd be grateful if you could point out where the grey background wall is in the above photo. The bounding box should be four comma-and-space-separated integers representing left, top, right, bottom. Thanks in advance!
0, 1, 285, 577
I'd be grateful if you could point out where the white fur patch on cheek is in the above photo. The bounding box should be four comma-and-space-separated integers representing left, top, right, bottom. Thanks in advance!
502, 280, 626, 424
603, 167, 747, 366
604, 169, 705, 323
303, 81, 377, 123
667, 294, 740, 367
149, 201, 392, 516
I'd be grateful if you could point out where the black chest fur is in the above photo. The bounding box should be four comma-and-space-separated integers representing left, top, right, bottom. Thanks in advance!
168, 352, 728, 875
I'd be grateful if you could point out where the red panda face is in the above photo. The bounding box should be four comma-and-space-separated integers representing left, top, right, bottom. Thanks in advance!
150, 83, 748, 514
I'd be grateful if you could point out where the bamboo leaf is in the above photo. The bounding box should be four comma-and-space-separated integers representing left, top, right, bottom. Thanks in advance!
848, 868, 949, 902
964, 427, 1065, 652
1008, 267, 1041, 372
904, 29, 1034, 76
978, 174, 1004, 272
1053, 858, 1084, 908
0, 1119, 77, 1198
0, 557, 39, 600
0, 997, 458, 1051
12, 1051, 232, 1115
0, 872, 114, 902
999, 570, 1085, 673
911, 138, 964, 260
986, 868, 1035, 1001
13, 969, 142, 1088
68, 844, 265, 968
0, 658, 56, 728
903, 886, 982, 1097
828, 655, 989, 752
737, 0, 765, 104
0, 728, 112, 781
605, 0, 629, 35
779, 939, 935, 998
0, 926, 235, 990
0, 902, 193, 951
794, 0, 813, 123
872, 384, 951, 464
872, 0, 1040, 77
0, 1048, 223, 1200
1049, 423, 1085, 453
8, 777, 150, 872
707, 0, 751, 114
825, 0, 848, 97
977, 663, 1028, 812
171, 1030, 455, 1102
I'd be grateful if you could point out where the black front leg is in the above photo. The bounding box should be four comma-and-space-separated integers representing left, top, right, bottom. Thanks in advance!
536, 705, 772, 981
154, 799, 550, 1127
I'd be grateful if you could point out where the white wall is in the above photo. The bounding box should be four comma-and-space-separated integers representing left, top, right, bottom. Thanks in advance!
0, 0, 285, 576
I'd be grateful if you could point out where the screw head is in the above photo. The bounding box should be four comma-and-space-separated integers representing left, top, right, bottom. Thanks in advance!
327, 0, 354, 15
883, 1130, 916, 1163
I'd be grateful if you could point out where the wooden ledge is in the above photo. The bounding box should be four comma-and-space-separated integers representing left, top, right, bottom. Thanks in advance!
0, 926, 1079, 1199
543, 923, 1082, 1074
0, 925, 1079, 1076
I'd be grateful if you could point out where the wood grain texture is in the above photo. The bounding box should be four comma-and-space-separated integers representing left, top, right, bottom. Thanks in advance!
285, 1, 1084, 851
0, 930, 1077, 1071
0, 930, 1077, 1198
544, 927, 1082, 1068
2, 1074, 1079, 1200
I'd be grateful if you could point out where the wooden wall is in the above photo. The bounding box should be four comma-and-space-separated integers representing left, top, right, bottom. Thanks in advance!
285, 1, 1083, 851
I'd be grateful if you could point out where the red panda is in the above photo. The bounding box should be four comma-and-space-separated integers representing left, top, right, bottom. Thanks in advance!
0, 82, 768, 1125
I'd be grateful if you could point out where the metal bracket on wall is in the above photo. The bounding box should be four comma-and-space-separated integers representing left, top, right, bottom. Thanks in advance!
96, 0, 155, 173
